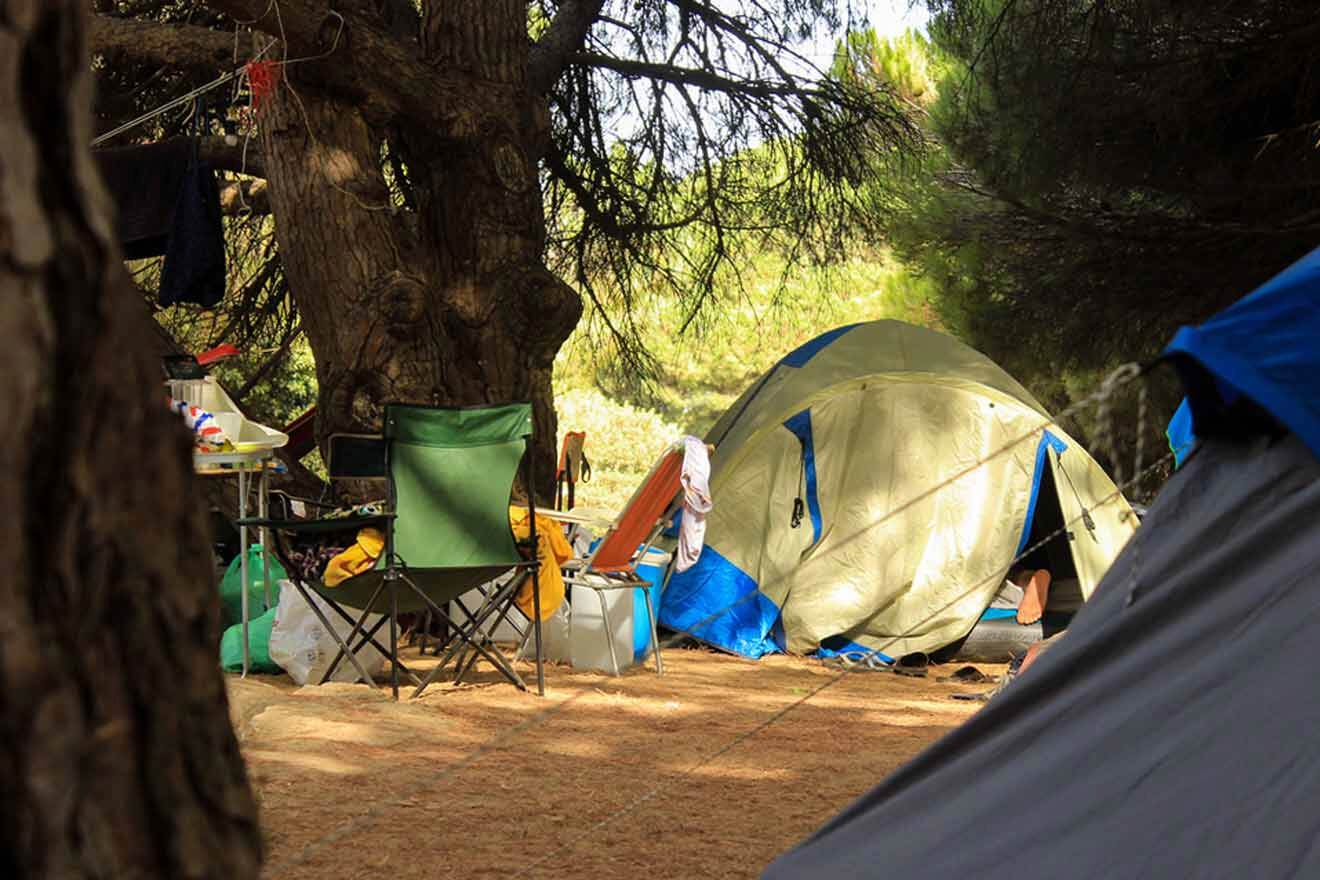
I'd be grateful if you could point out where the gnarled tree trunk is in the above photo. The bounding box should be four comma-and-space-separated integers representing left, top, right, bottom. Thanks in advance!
255, 0, 581, 496
0, 3, 260, 877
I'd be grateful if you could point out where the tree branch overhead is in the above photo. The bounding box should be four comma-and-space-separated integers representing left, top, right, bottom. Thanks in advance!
90, 13, 237, 72
529, 0, 607, 95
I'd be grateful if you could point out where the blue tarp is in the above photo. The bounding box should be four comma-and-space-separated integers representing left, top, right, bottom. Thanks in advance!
817, 636, 893, 664
1164, 245, 1320, 459
658, 546, 783, 658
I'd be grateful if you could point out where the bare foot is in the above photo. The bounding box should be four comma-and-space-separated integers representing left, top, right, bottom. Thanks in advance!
1015, 569, 1052, 625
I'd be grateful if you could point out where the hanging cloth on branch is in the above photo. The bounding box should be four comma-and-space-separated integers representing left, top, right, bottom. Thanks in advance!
158, 97, 226, 309
94, 138, 192, 259
93, 99, 226, 309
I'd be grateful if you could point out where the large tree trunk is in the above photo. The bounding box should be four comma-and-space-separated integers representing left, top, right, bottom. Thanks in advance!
0, 4, 260, 877
257, 1, 581, 500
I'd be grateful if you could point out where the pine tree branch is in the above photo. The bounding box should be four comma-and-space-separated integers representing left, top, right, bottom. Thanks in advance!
528, 0, 606, 94
569, 51, 802, 98
196, 135, 266, 177
89, 14, 238, 72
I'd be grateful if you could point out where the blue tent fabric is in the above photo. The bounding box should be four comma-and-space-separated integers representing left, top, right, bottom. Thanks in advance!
1164, 245, 1320, 459
779, 323, 862, 368
783, 409, 823, 545
1166, 398, 1197, 468
658, 547, 783, 658
1016, 431, 1068, 555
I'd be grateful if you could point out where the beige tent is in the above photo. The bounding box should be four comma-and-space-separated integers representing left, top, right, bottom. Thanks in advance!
658, 320, 1136, 659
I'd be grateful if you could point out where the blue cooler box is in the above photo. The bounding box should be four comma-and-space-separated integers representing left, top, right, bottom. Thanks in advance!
633, 547, 672, 660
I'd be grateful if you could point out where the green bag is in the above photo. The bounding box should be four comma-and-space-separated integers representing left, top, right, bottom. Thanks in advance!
220, 606, 282, 674
219, 544, 286, 627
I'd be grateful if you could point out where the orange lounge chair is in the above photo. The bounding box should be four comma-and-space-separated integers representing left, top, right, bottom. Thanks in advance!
560, 445, 686, 675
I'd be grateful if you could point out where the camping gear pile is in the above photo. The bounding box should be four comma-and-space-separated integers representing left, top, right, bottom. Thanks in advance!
164, 350, 291, 675
241, 404, 549, 698
217, 545, 285, 673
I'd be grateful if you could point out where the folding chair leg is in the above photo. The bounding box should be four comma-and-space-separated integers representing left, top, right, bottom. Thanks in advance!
513, 608, 534, 662
596, 589, 620, 676
314, 586, 422, 688
389, 573, 400, 701
406, 575, 527, 698
530, 565, 544, 697
476, 571, 543, 694
641, 586, 664, 675
456, 607, 526, 688
427, 612, 486, 687
442, 588, 521, 687
414, 608, 430, 653
290, 581, 377, 686
453, 645, 482, 685
322, 611, 389, 683
421, 619, 523, 694
319, 588, 385, 686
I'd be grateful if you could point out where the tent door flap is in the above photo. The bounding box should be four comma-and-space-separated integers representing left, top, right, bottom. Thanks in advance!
1052, 447, 1098, 541
782, 408, 823, 551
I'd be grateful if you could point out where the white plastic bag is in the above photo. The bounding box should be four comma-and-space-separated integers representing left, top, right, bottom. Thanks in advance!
268, 580, 388, 685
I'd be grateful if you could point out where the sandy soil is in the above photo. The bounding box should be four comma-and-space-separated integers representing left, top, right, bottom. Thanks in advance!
230, 648, 1000, 880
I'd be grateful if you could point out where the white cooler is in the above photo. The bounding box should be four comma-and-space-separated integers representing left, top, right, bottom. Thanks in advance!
569, 547, 671, 674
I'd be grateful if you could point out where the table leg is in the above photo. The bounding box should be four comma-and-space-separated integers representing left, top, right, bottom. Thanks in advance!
260, 461, 271, 609
238, 464, 249, 678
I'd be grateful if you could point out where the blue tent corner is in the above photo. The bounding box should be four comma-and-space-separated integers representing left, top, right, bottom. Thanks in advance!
1164, 245, 1320, 460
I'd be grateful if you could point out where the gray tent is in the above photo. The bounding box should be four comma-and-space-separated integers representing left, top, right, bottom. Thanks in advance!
764, 247, 1320, 879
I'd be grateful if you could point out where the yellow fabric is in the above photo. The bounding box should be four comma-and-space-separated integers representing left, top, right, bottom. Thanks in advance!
323, 528, 386, 587
509, 506, 572, 620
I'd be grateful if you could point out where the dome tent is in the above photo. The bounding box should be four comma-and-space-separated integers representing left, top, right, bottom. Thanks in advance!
659, 320, 1136, 659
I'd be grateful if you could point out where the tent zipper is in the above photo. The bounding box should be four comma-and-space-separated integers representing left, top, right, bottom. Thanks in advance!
1053, 448, 1098, 538
791, 449, 806, 529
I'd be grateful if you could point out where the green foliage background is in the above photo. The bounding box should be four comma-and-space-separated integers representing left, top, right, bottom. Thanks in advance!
555, 244, 939, 511
159, 10, 1303, 510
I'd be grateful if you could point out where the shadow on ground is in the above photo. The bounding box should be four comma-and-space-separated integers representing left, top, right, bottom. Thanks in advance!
230, 647, 999, 880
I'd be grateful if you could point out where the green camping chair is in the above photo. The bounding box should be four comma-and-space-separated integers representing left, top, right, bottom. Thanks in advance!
245, 402, 545, 699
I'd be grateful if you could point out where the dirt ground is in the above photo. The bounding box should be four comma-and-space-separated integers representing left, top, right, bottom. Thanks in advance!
230, 648, 1001, 880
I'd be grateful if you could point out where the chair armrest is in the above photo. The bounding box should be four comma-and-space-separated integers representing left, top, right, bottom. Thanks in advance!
563, 569, 646, 589
235, 513, 394, 534
283, 496, 343, 510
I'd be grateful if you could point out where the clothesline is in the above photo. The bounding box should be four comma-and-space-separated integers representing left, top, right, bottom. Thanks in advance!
92, 7, 344, 149
91, 68, 242, 147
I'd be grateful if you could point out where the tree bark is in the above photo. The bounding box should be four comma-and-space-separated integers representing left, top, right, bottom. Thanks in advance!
89, 13, 236, 73
254, 5, 581, 499
0, 4, 261, 878
87, 0, 587, 500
